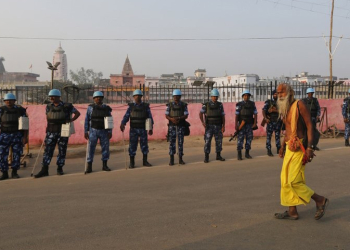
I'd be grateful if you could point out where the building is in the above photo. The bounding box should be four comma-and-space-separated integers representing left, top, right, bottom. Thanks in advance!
53, 43, 68, 81
0, 72, 40, 82
212, 74, 259, 102
110, 55, 145, 86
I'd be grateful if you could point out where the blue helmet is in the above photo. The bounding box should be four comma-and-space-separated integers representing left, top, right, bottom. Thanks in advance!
242, 89, 251, 97
306, 88, 315, 94
210, 89, 220, 97
4, 93, 16, 101
93, 91, 104, 98
172, 89, 182, 96
48, 89, 61, 97
133, 89, 143, 96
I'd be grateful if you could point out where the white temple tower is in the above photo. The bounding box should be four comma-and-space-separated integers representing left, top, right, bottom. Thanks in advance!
53, 42, 68, 81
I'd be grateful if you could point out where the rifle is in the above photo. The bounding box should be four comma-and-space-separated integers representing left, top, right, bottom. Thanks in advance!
229, 120, 246, 141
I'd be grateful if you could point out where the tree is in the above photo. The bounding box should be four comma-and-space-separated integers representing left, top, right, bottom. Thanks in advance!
69, 67, 103, 86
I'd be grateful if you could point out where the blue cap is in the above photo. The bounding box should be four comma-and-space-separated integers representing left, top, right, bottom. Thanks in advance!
4, 93, 16, 101
242, 89, 251, 97
93, 91, 104, 98
306, 88, 315, 94
133, 89, 143, 96
48, 89, 61, 97
210, 89, 220, 97
172, 89, 182, 96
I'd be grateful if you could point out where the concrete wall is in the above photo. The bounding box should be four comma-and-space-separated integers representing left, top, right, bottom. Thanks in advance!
26, 99, 344, 145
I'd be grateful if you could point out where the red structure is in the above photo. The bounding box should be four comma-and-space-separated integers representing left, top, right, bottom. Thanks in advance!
110, 55, 145, 87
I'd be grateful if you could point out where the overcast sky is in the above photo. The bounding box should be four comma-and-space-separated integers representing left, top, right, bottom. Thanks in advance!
0, 0, 349, 81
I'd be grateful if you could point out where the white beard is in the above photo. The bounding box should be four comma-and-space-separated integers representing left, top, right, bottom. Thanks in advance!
277, 95, 290, 120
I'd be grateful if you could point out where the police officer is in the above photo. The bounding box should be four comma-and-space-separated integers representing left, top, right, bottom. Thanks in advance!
199, 88, 225, 163
84, 91, 112, 173
235, 90, 257, 160
0, 93, 28, 180
34, 89, 80, 178
166, 89, 189, 165
262, 90, 282, 156
120, 89, 153, 168
302, 88, 321, 150
342, 89, 350, 146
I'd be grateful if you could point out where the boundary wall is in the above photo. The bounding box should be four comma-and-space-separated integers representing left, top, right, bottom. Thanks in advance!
26, 99, 344, 145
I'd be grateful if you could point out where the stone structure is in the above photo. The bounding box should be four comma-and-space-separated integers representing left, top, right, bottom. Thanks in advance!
110, 55, 145, 86
53, 42, 68, 81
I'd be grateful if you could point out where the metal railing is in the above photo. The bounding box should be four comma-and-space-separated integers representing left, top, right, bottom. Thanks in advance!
0, 81, 348, 105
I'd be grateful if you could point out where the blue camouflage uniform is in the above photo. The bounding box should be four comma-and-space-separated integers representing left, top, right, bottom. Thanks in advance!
302, 97, 321, 126
84, 104, 112, 163
236, 100, 257, 150
262, 99, 282, 150
166, 101, 189, 156
121, 102, 153, 156
200, 101, 225, 154
42, 102, 77, 167
302, 96, 321, 146
342, 96, 350, 140
0, 105, 27, 172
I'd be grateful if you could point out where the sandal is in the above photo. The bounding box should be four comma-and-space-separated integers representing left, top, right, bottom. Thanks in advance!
315, 198, 329, 220
274, 211, 299, 220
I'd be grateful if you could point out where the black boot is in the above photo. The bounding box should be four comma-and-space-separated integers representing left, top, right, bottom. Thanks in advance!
245, 150, 252, 159
237, 150, 243, 161
345, 139, 349, 147
57, 166, 64, 175
86, 162, 92, 173
169, 155, 174, 166
129, 156, 135, 169
204, 153, 209, 163
179, 156, 185, 165
267, 149, 273, 157
143, 154, 152, 167
102, 160, 111, 171
314, 146, 320, 151
11, 169, 20, 179
34, 165, 49, 178
216, 152, 225, 161
277, 147, 281, 155
0, 171, 9, 181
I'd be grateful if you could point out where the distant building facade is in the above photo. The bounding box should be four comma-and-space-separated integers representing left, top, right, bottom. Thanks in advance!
212, 74, 259, 102
110, 55, 145, 86
0, 72, 40, 82
53, 43, 68, 81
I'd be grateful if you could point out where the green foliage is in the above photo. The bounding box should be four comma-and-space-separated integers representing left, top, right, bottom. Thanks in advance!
69, 67, 103, 86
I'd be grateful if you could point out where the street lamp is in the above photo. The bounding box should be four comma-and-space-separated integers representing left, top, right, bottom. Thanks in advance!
46, 61, 60, 89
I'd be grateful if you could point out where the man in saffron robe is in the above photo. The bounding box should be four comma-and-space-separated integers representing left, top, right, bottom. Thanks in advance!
274, 83, 328, 220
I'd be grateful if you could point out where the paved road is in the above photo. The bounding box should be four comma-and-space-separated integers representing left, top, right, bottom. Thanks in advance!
1, 138, 349, 250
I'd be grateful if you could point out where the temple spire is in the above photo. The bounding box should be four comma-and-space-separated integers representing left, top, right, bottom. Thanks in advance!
122, 55, 134, 76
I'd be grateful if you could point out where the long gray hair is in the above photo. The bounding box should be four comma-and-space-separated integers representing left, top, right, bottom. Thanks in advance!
277, 83, 295, 120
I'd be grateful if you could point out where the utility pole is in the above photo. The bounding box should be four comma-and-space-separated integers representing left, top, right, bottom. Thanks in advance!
329, 0, 335, 99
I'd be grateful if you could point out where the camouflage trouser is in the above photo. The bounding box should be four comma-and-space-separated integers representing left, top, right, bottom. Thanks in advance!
129, 128, 149, 156
266, 121, 282, 150
311, 117, 320, 146
168, 125, 185, 156
237, 124, 253, 150
345, 123, 350, 140
0, 132, 23, 172
204, 124, 223, 154
87, 128, 110, 163
42, 132, 69, 167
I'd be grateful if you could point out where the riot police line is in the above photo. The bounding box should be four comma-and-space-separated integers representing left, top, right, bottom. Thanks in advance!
1, 87, 350, 181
